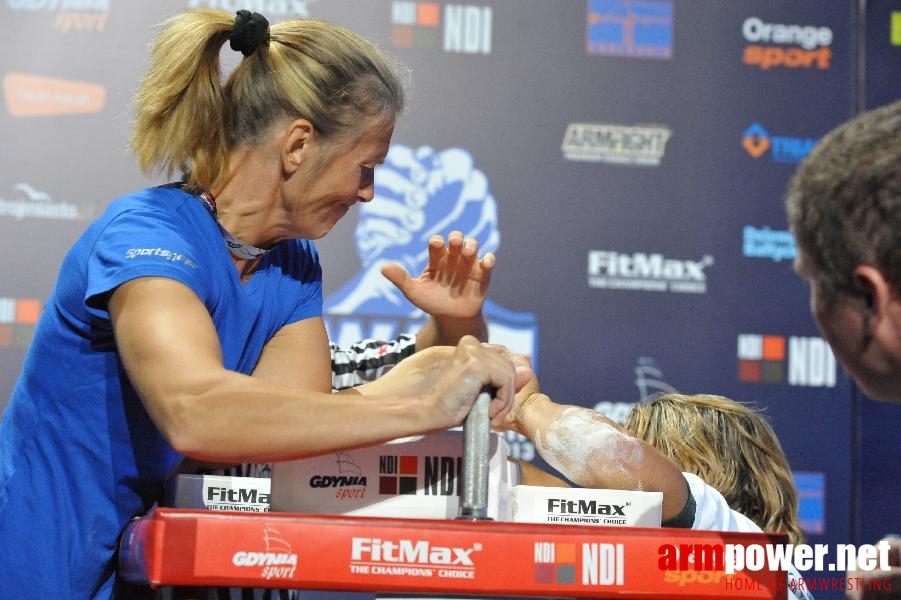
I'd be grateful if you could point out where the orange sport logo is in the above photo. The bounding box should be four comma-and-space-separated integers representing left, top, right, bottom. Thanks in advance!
3, 73, 105, 117
742, 16, 833, 70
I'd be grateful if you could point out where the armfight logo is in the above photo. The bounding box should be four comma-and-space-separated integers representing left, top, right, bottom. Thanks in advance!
561, 123, 671, 166
587, 250, 713, 294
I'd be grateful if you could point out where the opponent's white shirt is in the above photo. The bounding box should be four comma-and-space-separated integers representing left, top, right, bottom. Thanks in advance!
684, 472, 814, 600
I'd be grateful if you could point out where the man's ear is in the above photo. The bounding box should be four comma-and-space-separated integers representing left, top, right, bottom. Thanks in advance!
282, 119, 316, 175
854, 265, 893, 334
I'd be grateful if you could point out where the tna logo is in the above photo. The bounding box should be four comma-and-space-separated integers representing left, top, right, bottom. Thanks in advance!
742, 124, 817, 164
378, 454, 463, 496
737, 334, 836, 387
391, 1, 492, 54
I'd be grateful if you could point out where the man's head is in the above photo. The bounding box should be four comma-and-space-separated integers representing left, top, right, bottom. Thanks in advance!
786, 101, 901, 402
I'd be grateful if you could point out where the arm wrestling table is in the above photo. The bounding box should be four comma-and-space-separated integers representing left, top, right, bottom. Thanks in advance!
118, 390, 787, 598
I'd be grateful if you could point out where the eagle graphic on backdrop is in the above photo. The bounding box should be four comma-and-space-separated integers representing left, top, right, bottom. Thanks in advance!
324, 144, 539, 367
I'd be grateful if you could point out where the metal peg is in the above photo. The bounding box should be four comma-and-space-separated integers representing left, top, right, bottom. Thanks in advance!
457, 386, 493, 521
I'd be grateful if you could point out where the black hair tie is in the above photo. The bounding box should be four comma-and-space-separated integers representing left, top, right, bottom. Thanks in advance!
230, 10, 270, 57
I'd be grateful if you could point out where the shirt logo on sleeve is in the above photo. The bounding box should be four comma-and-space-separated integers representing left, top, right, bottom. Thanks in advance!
125, 247, 199, 269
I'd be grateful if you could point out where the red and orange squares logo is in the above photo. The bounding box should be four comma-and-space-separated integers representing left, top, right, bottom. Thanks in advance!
534, 543, 576, 585
378, 455, 419, 495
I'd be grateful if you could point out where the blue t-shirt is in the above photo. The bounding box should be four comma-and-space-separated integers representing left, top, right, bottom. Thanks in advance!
0, 185, 322, 599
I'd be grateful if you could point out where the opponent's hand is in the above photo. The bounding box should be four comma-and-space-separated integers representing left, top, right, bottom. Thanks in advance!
380, 231, 495, 320
493, 349, 541, 435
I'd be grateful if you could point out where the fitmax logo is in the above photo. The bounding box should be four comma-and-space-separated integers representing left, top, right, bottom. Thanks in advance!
547, 499, 626, 516
351, 538, 479, 566
588, 250, 713, 294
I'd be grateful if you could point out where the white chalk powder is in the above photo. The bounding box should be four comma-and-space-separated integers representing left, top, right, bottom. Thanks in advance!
538, 407, 645, 490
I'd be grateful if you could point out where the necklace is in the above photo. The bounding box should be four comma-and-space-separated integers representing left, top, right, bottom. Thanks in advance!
197, 190, 273, 261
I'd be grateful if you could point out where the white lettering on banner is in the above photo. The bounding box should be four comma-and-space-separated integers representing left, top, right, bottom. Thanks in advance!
582, 543, 624, 586
232, 551, 298, 567
737, 334, 763, 360
444, 5, 492, 54
392, 1, 415, 25
351, 538, 478, 566
742, 16, 833, 49
0, 299, 15, 324
535, 542, 555, 563
587, 251, 713, 294
788, 337, 836, 387
723, 541, 895, 574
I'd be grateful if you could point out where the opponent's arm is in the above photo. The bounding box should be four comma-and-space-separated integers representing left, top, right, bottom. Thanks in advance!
503, 357, 688, 521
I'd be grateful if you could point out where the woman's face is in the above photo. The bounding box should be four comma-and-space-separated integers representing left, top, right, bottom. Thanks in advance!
287, 117, 395, 240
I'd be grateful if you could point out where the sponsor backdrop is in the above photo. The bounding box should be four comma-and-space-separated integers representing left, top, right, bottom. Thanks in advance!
1, 0, 898, 597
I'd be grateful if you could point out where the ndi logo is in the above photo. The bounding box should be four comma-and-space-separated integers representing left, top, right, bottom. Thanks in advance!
534, 542, 577, 584
737, 334, 836, 387
391, 1, 492, 54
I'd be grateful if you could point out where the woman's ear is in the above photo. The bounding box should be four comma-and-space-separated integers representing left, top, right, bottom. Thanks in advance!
282, 119, 316, 175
